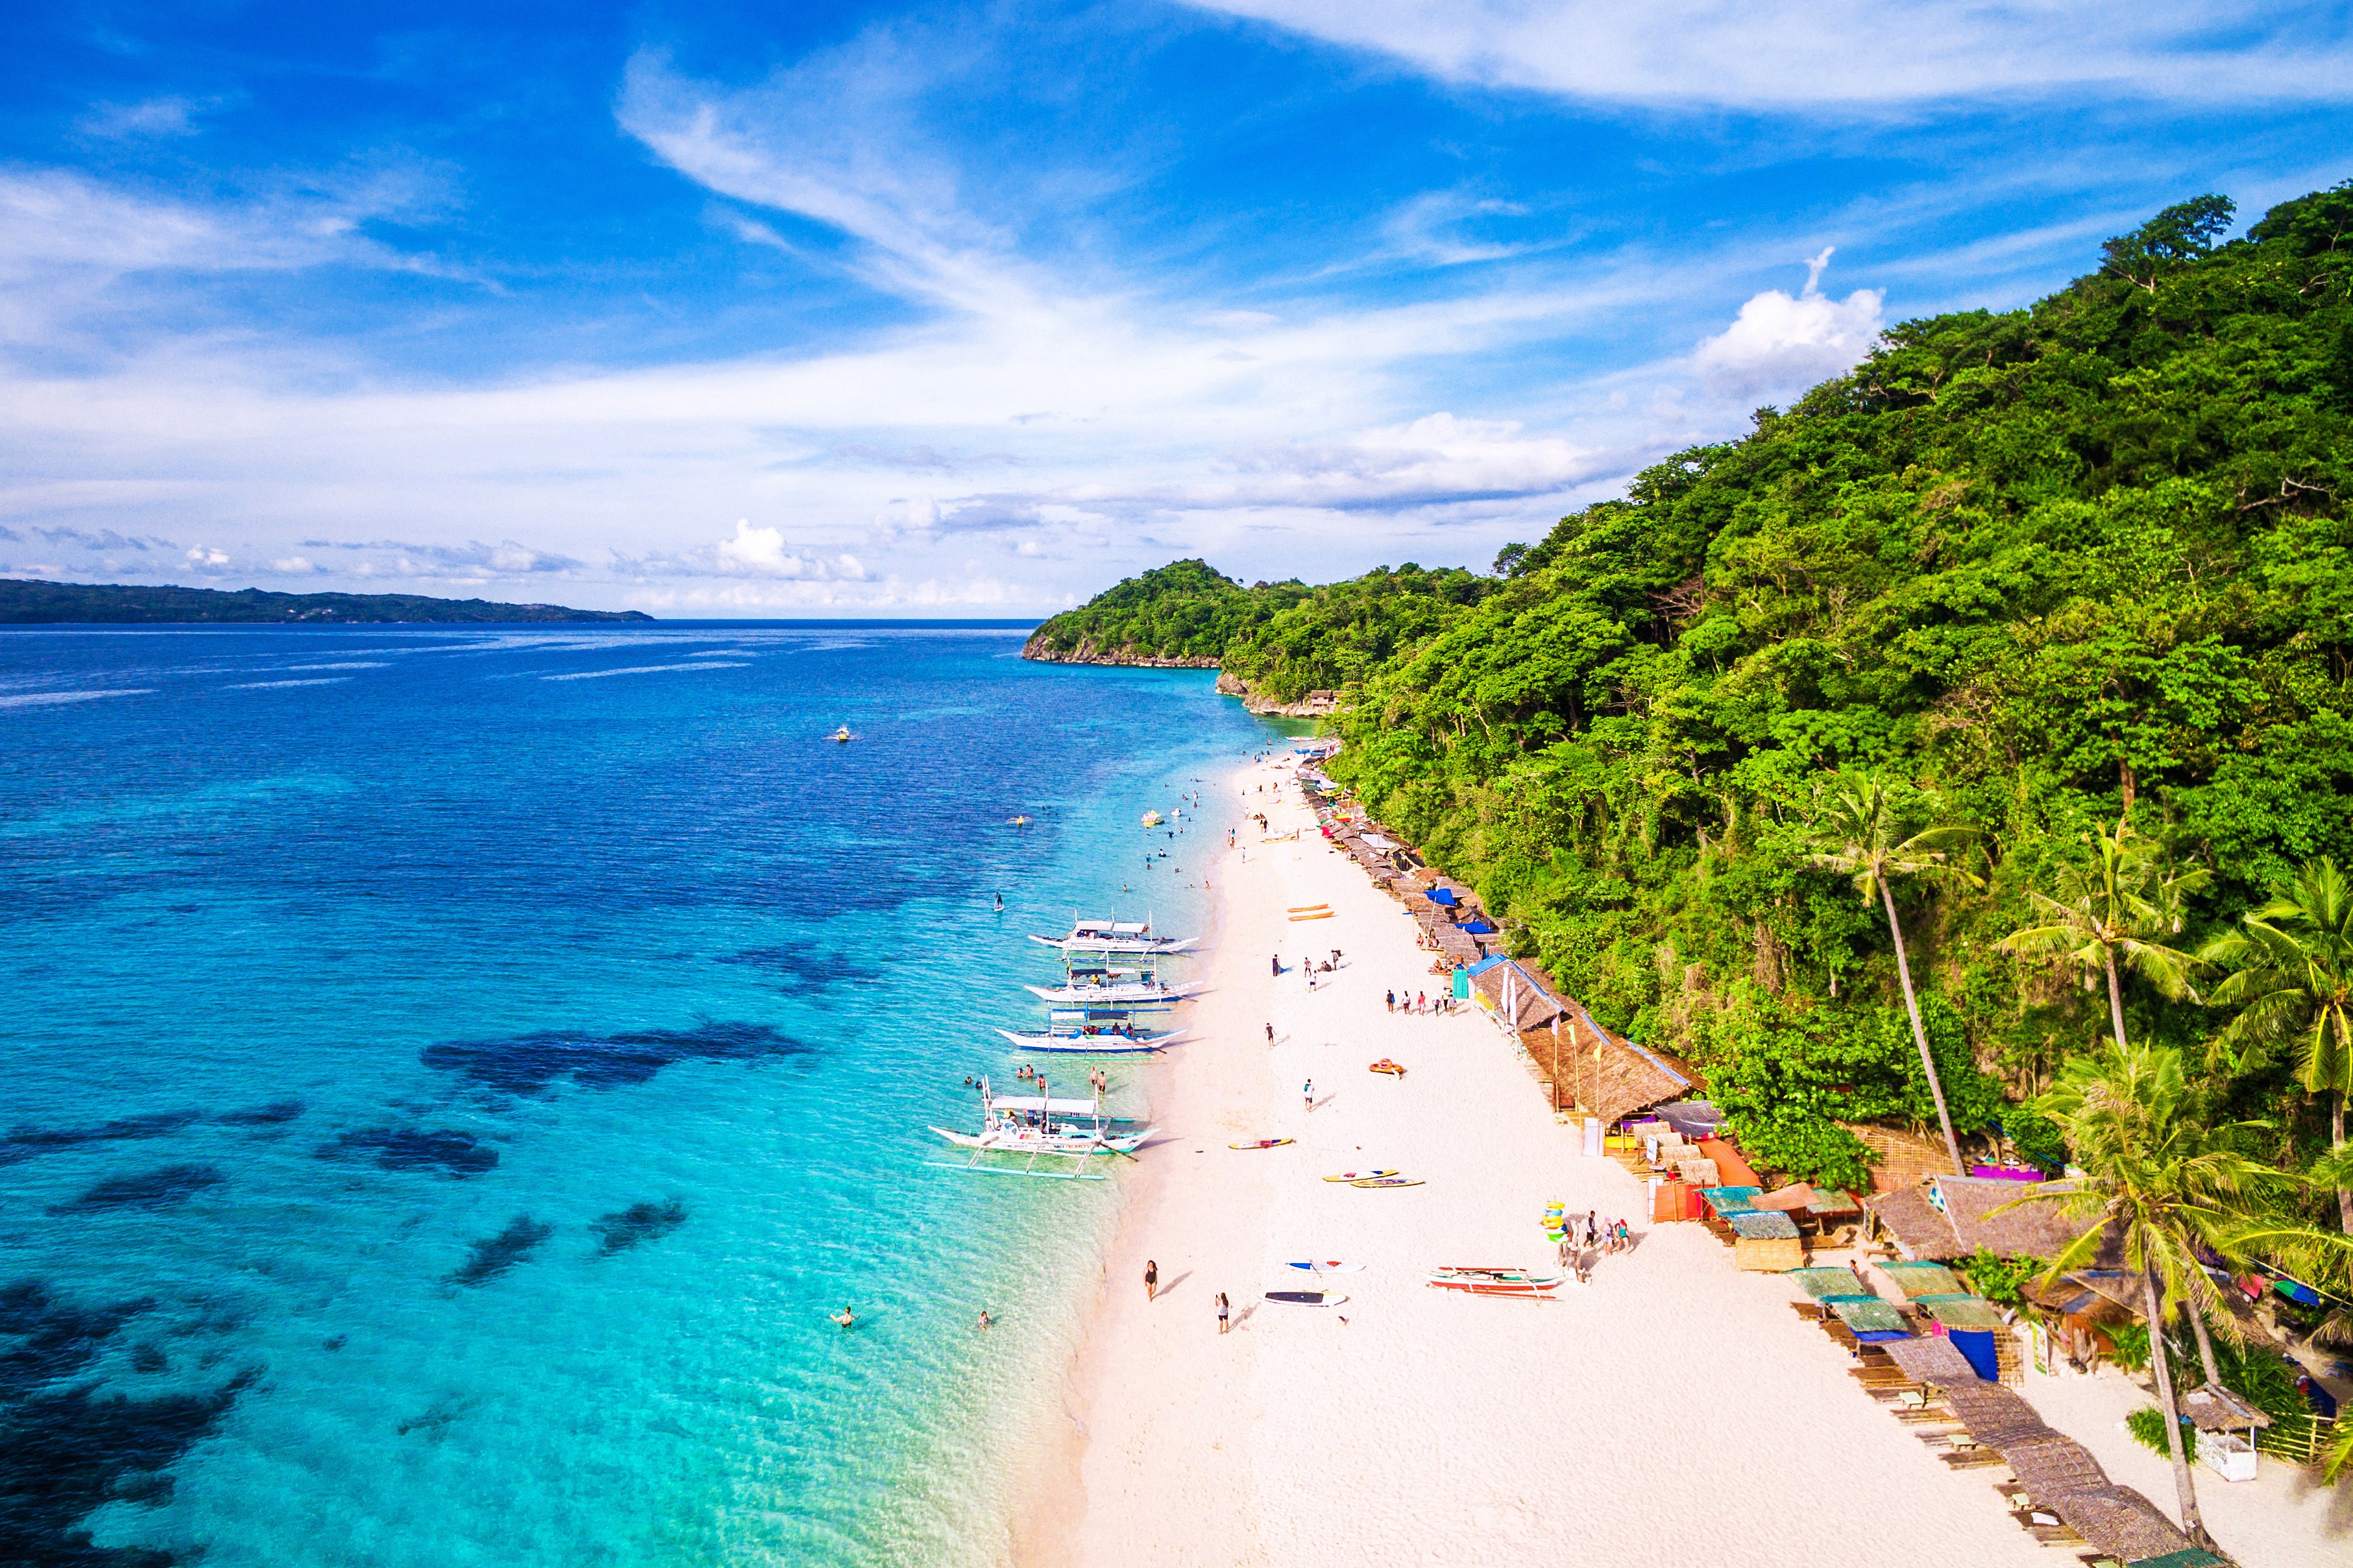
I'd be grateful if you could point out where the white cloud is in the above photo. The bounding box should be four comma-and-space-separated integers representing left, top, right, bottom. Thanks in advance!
185, 544, 229, 567
1201, 412, 1605, 509
1694, 249, 1884, 398
1182, 1, 2353, 107
76, 97, 212, 140
0, 23, 1948, 612
270, 554, 319, 573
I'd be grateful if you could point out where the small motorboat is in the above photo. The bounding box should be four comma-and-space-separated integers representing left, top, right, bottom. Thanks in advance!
1141, 810, 1164, 827
831, 727, 855, 743
1368, 1059, 1406, 1078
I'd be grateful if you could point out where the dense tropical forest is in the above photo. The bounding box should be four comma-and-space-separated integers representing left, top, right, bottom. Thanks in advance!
1030, 184, 2353, 1220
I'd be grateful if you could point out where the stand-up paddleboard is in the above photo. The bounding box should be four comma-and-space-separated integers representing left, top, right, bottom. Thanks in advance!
1263, 1290, 1348, 1307
1322, 1169, 1398, 1183
1350, 1176, 1423, 1188
1289, 911, 1334, 921
1284, 1260, 1365, 1273
1228, 1138, 1293, 1150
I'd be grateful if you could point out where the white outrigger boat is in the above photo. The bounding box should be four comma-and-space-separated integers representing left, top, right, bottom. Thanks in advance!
929, 1076, 1154, 1180
1029, 919, 1197, 956
994, 1021, 1191, 1055
1023, 978, 1199, 1006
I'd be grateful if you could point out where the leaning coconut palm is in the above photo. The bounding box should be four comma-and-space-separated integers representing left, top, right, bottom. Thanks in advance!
1799, 767, 1980, 1176
1998, 819, 2208, 1060
2003, 1043, 2302, 1544
2204, 858, 2353, 1233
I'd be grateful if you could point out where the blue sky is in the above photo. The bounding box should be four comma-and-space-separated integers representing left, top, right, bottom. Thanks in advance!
1, 2, 2348, 614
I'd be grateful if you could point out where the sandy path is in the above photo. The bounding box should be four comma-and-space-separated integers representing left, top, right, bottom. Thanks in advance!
1045, 760, 2058, 1568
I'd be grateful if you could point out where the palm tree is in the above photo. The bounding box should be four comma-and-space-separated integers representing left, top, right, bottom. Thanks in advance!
1800, 767, 1979, 1176
2004, 1043, 2300, 1546
1997, 819, 2208, 1061
2204, 857, 2353, 1232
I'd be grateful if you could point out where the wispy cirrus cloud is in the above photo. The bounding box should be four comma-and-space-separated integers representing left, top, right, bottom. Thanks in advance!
1182, 1, 2353, 107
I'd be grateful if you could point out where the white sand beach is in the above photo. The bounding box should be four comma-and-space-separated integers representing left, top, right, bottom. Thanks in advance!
1034, 760, 2072, 1568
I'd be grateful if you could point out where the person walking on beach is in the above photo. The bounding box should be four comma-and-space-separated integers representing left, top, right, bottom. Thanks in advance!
1264, 1022, 1274, 1043
1302, 1079, 1314, 1110
1416, 990, 1427, 1013
1216, 1292, 1230, 1334
1144, 1260, 1158, 1301
1271, 954, 1280, 978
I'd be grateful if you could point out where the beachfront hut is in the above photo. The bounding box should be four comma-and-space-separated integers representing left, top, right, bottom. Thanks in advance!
1864, 1175, 2121, 1264
1878, 1261, 1966, 1299
1789, 1265, 1875, 1299
1469, 958, 1568, 1034
1829, 1296, 1912, 1341
1917, 1294, 2012, 1382
1877, 1339, 2203, 1563
2016, 1271, 2140, 1375
2179, 1386, 2269, 1482
1726, 1209, 1805, 1271
1518, 996, 1701, 1122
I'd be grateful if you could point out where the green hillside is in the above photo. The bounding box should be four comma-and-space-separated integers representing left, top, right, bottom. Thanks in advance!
1044, 182, 2353, 1200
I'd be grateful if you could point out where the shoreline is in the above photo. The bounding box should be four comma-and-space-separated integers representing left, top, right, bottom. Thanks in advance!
1023, 754, 2081, 1568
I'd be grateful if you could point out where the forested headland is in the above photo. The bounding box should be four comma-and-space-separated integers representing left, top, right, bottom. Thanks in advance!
0, 577, 652, 624
1028, 184, 2353, 1229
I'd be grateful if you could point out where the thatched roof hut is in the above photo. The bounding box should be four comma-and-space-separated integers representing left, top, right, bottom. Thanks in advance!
1881, 1337, 2197, 1563
1864, 1175, 2123, 1264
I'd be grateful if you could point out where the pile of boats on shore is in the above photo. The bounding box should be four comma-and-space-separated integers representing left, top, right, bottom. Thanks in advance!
928, 915, 1199, 1180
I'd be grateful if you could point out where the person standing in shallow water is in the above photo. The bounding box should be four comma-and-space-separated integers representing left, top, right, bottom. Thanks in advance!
1144, 1259, 1158, 1301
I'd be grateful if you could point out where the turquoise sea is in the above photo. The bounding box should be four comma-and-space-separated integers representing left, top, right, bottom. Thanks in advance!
0, 624, 1273, 1567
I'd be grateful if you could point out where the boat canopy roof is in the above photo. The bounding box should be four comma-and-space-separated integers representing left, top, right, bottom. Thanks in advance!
988, 1095, 1102, 1115
1072, 919, 1151, 936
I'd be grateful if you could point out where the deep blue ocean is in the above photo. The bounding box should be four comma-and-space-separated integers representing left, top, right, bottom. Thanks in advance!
0, 623, 1273, 1567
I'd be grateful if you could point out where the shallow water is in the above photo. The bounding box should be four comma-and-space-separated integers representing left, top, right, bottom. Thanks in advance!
0, 624, 1271, 1567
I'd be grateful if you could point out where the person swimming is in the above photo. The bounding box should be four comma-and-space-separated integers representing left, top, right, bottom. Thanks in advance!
975, 1309, 995, 1330
831, 1305, 855, 1328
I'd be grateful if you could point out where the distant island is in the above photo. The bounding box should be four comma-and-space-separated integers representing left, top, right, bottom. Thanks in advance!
0, 577, 653, 625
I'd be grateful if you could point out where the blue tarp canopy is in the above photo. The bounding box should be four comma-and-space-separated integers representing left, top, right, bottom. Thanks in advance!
1463, 956, 1506, 978
1458, 917, 1496, 934
1424, 887, 1459, 907
1947, 1328, 2001, 1382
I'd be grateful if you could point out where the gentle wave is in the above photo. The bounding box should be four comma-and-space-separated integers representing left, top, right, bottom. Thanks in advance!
540, 662, 753, 681
0, 686, 154, 709
228, 677, 353, 689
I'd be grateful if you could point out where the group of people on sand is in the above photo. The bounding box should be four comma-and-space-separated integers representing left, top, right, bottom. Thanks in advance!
1557, 1210, 1633, 1282
1385, 987, 1454, 1015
